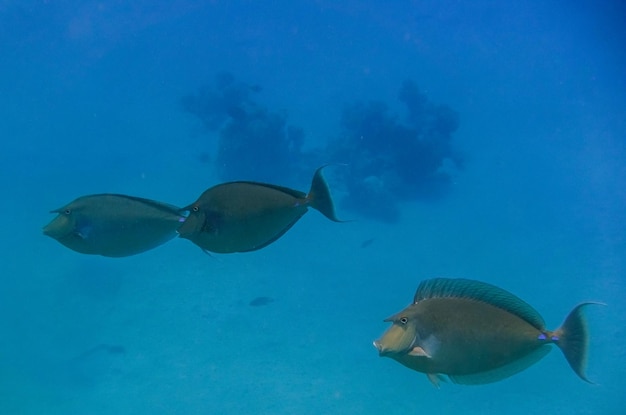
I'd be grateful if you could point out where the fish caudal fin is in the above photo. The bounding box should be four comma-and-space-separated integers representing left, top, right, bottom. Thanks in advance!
307, 166, 342, 222
553, 302, 604, 383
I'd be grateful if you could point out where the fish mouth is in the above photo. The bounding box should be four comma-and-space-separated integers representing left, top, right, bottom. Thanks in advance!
373, 333, 419, 357
175, 209, 200, 237
43, 225, 74, 240
43, 220, 68, 238
42, 214, 75, 239
373, 339, 388, 356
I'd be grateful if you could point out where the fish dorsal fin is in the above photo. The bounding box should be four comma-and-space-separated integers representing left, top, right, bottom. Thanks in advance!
115, 194, 183, 214
227, 182, 307, 200
414, 278, 546, 330
86, 194, 184, 216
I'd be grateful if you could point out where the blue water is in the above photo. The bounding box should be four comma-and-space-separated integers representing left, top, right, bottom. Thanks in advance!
1, 1, 625, 414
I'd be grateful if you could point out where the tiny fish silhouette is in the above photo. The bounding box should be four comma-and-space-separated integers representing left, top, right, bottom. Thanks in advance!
360, 238, 374, 248
178, 166, 342, 253
374, 277, 602, 387
249, 296, 274, 307
43, 194, 185, 257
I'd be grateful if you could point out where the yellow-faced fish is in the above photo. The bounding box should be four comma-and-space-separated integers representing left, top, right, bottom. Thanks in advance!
177, 166, 342, 253
43, 194, 186, 257
374, 278, 602, 387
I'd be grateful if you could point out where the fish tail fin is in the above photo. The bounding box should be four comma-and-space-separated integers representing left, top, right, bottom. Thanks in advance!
307, 166, 342, 222
552, 302, 604, 383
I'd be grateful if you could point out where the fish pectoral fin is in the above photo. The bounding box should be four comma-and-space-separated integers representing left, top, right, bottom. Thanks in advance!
412, 334, 440, 358
75, 225, 93, 240
408, 346, 432, 358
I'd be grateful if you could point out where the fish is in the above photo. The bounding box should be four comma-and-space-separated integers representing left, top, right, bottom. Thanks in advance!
43, 194, 186, 257
177, 166, 342, 253
360, 238, 375, 248
249, 296, 274, 307
373, 277, 602, 387
72, 344, 126, 362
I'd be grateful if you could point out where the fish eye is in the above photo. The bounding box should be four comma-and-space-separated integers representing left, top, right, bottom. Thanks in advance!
64, 209, 71, 215
192, 206, 199, 212
399, 317, 408, 325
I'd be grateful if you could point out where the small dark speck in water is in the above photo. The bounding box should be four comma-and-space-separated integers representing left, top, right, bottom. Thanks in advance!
360, 238, 375, 248
249, 296, 274, 307
104, 345, 126, 354
72, 344, 126, 361
197, 152, 211, 164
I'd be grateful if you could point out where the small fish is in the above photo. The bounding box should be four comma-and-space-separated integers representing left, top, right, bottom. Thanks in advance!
360, 238, 375, 248
374, 278, 602, 387
178, 166, 342, 253
43, 194, 186, 257
249, 296, 274, 307
73, 344, 126, 361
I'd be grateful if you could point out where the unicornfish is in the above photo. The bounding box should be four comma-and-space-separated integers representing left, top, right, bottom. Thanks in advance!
177, 166, 342, 253
374, 277, 602, 387
43, 194, 186, 257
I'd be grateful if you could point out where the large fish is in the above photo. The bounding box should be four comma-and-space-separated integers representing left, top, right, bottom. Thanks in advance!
178, 166, 342, 253
43, 194, 186, 257
374, 278, 601, 387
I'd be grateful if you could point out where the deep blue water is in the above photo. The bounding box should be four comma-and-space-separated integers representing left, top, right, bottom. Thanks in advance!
1, 1, 625, 414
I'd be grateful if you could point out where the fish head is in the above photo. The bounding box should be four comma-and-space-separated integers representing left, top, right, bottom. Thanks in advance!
177, 203, 204, 237
43, 205, 76, 238
374, 305, 421, 357
43, 204, 93, 254
177, 203, 220, 238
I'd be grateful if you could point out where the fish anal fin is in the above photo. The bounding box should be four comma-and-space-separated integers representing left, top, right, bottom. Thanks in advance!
449, 345, 552, 385
236, 213, 305, 252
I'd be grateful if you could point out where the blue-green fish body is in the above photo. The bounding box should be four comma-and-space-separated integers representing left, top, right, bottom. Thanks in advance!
43, 194, 185, 257
178, 166, 341, 253
374, 278, 600, 386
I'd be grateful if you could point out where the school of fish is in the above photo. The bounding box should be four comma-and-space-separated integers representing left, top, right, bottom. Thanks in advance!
43, 166, 602, 388
44, 166, 340, 257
